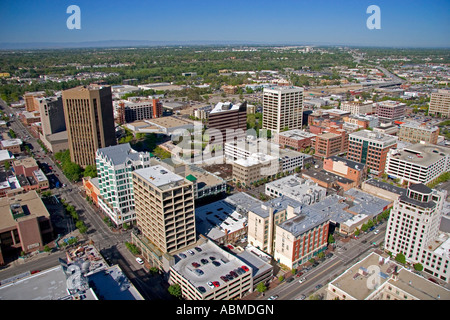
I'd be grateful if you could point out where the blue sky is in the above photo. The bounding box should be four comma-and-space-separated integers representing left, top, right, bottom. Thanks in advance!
1, 0, 449, 47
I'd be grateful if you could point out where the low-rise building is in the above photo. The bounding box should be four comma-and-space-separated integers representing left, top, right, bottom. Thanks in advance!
398, 121, 440, 144
265, 175, 327, 205
385, 142, 450, 186
276, 129, 316, 151
323, 155, 366, 186
1, 139, 22, 154
326, 252, 450, 300
376, 100, 406, 122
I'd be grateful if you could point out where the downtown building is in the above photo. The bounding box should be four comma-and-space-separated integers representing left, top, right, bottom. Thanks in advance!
115, 98, 163, 124
376, 100, 406, 122
96, 143, 152, 227
131, 165, 196, 270
397, 121, 440, 145
207, 101, 247, 147
347, 130, 397, 176
62, 84, 117, 168
385, 142, 450, 186
262, 86, 304, 134
428, 89, 450, 118
384, 184, 450, 283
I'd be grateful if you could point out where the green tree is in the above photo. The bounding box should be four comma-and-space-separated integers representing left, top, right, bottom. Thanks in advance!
413, 263, 423, 271
395, 252, 406, 264
168, 284, 182, 298
328, 234, 335, 244
256, 282, 268, 293
63, 161, 82, 182
83, 165, 97, 178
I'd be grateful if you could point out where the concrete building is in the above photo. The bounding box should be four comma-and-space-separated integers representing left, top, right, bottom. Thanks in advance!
385, 142, 450, 186
347, 130, 397, 176
232, 153, 279, 187
169, 237, 253, 300
96, 143, 152, 227
340, 101, 376, 115
0, 191, 53, 265
1, 139, 22, 154
343, 114, 379, 129
265, 175, 327, 205
23, 91, 45, 112
131, 165, 196, 270
37, 96, 66, 137
207, 101, 247, 146
398, 121, 440, 144
384, 184, 449, 282
428, 89, 450, 118
376, 100, 406, 122
62, 84, 117, 168
262, 86, 303, 133
326, 252, 450, 300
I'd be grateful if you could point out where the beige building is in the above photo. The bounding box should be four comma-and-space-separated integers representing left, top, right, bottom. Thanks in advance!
62, 85, 116, 168
398, 121, 439, 144
232, 153, 279, 187
326, 252, 450, 300
262, 86, 303, 133
428, 89, 450, 118
131, 165, 196, 270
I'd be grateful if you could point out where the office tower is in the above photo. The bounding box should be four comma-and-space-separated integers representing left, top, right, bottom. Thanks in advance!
385, 143, 450, 186
96, 143, 151, 227
207, 101, 247, 146
132, 165, 196, 268
375, 100, 406, 122
262, 86, 303, 134
384, 184, 449, 282
62, 85, 117, 167
428, 89, 450, 118
37, 96, 66, 136
347, 130, 397, 176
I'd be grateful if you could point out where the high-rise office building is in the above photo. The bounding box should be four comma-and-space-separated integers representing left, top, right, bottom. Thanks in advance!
62, 85, 117, 167
37, 96, 66, 137
384, 184, 449, 282
131, 165, 196, 268
428, 89, 450, 118
96, 143, 152, 227
207, 101, 247, 146
262, 86, 303, 134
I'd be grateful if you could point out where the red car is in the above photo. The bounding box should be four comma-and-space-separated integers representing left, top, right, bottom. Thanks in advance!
227, 245, 234, 250
192, 262, 200, 268
212, 281, 220, 287
241, 265, 249, 272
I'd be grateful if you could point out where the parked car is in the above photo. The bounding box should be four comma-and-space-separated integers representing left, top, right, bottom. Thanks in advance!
267, 295, 279, 300
299, 277, 306, 283
136, 257, 144, 265
296, 294, 306, 300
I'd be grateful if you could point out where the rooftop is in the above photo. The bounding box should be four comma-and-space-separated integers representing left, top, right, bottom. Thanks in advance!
350, 130, 397, 145
277, 129, 317, 140
133, 165, 186, 189
97, 143, 150, 166
210, 101, 242, 115
388, 142, 450, 167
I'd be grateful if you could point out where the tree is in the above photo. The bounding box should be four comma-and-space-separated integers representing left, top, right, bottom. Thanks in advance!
256, 282, 267, 293
395, 252, 406, 264
83, 165, 97, 178
63, 161, 82, 182
328, 234, 335, 244
168, 284, 182, 298
413, 263, 423, 271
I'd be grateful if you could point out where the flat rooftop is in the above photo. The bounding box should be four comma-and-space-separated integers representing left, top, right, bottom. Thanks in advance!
350, 130, 397, 145
277, 129, 316, 140
171, 240, 251, 294
195, 199, 247, 241
388, 142, 450, 167
344, 188, 391, 217
133, 165, 185, 189
210, 101, 242, 115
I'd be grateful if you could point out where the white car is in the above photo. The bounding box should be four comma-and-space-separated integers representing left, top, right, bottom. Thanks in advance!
374, 230, 380, 235
136, 257, 144, 265
299, 277, 306, 283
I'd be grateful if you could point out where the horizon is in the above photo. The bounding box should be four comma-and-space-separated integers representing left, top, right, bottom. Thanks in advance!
1, 0, 449, 49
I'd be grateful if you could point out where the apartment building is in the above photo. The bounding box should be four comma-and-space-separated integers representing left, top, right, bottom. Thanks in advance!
131, 165, 196, 269
385, 142, 450, 186
326, 252, 450, 300
207, 101, 247, 146
96, 143, 151, 227
62, 85, 117, 167
384, 184, 450, 282
398, 121, 440, 144
376, 100, 406, 122
347, 130, 397, 176
428, 89, 450, 118
262, 86, 303, 133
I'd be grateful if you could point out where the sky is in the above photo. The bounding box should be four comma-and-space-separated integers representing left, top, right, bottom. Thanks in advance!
0, 0, 449, 48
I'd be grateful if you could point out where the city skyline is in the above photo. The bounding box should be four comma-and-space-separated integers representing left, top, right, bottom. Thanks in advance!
1, 0, 449, 49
